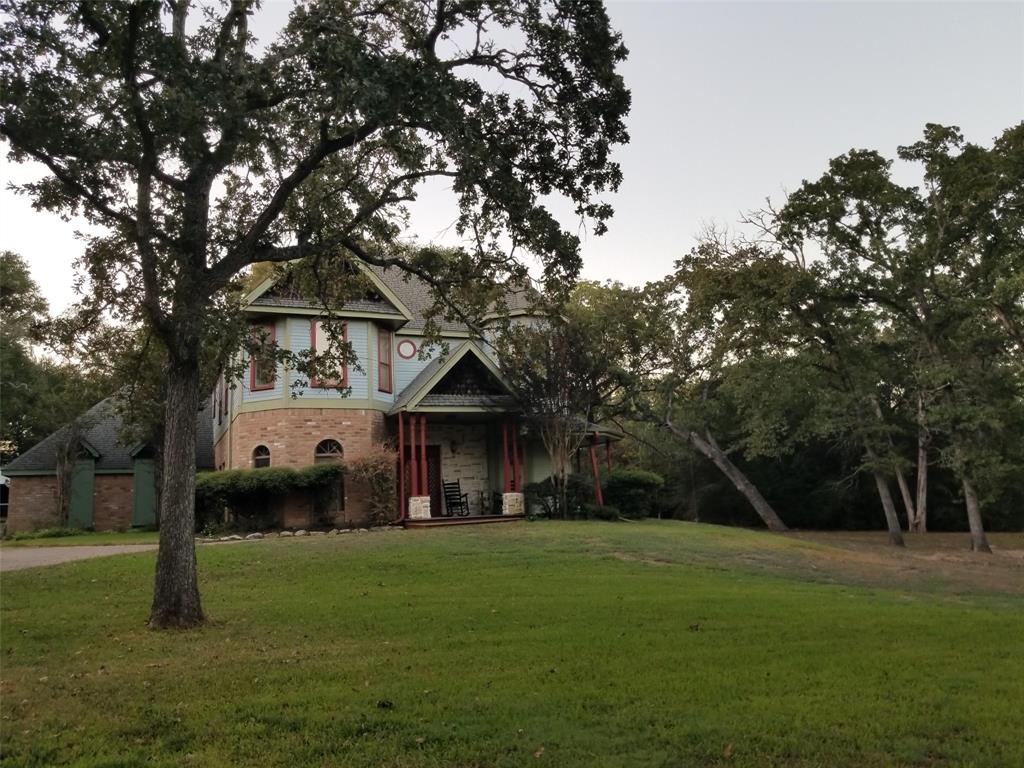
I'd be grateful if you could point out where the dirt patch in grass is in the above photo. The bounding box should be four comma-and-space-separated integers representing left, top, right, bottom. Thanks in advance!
783, 531, 1024, 595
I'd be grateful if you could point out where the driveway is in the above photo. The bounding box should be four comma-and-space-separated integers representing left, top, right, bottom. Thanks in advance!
0, 544, 158, 572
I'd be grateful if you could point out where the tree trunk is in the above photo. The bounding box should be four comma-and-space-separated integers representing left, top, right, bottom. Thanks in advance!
961, 476, 992, 554
894, 467, 915, 532
670, 424, 788, 532
149, 360, 205, 629
913, 426, 928, 533
871, 470, 906, 547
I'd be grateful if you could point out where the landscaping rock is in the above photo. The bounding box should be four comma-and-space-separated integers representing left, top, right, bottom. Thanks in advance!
357, 528, 369, 534
294, 529, 309, 537
219, 534, 243, 542
245, 533, 264, 540
279, 531, 294, 538
339, 528, 352, 534
328, 529, 339, 535
310, 531, 326, 536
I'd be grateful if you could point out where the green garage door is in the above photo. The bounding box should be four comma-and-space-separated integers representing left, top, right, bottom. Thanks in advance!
132, 459, 156, 527
68, 459, 95, 529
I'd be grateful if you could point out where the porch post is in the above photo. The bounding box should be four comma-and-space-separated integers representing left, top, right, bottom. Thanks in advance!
409, 414, 418, 496
589, 434, 604, 506
398, 411, 406, 519
419, 414, 427, 499
511, 423, 520, 492
502, 419, 511, 493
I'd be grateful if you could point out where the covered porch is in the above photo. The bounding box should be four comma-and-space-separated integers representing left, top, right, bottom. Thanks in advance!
393, 411, 535, 522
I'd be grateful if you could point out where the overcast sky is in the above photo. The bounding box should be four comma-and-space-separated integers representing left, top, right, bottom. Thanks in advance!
1, 1, 1021, 314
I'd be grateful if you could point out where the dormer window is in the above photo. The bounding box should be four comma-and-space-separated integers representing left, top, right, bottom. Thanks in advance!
310, 320, 348, 388
377, 327, 393, 393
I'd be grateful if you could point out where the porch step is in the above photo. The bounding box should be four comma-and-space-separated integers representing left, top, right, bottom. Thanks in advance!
403, 514, 525, 529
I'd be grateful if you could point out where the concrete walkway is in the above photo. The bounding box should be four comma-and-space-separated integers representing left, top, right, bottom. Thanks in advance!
0, 544, 158, 572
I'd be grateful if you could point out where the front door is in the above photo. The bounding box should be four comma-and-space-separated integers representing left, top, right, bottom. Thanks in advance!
403, 446, 442, 516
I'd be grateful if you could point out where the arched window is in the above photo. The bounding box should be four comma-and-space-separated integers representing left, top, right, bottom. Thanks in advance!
314, 439, 344, 514
314, 439, 344, 462
252, 445, 271, 469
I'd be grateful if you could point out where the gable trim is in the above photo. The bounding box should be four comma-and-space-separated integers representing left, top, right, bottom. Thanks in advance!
391, 343, 515, 413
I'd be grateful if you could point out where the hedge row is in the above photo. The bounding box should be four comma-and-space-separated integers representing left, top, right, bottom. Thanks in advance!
195, 464, 344, 504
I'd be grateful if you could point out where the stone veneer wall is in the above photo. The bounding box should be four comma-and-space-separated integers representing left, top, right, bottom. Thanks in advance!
5, 474, 136, 533
428, 423, 490, 515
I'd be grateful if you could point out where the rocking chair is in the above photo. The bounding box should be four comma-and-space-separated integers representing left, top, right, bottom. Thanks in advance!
442, 480, 470, 517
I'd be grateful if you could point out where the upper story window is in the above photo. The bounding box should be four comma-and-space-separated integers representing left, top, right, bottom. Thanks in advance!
250, 322, 276, 392
310, 320, 348, 388
377, 327, 393, 394
252, 445, 271, 468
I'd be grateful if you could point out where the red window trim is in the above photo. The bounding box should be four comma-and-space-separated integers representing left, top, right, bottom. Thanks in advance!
249, 322, 276, 392
377, 327, 393, 394
310, 319, 348, 389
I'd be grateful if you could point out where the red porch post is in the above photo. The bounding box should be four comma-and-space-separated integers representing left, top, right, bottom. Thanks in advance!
502, 419, 511, 493
511, 423, 520, 492
419, 414, 427, 500
589, 434, 604, 506
398, 412, 406, 520
409, 414, 418, 496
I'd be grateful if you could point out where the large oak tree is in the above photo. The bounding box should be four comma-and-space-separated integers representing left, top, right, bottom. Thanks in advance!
0, 0, 630, 626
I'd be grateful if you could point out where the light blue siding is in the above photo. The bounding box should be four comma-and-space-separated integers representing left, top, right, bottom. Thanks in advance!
394, 336, 444, 394
241, 318, 285, 402
287, 317, 369, 401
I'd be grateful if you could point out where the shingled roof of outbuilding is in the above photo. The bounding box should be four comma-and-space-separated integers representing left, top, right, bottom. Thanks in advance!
3, 397, 214, 474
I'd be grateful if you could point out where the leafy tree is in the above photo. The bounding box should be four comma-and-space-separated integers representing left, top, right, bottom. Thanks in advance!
774, 123, 1024, 552
1, 1, 630, 626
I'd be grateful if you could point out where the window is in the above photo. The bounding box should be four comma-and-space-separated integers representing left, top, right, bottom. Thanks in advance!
377, 327, 393, 393
252, 445, 271, 468
250, 322, 276, 392
314, 439, 344, 513
221, 375, 229, 418
310, 320, 348, 388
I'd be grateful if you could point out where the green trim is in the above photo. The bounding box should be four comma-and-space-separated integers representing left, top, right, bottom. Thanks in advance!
412, 405, 519, 414
237, 398, 386, 414
244, 305, 406, 323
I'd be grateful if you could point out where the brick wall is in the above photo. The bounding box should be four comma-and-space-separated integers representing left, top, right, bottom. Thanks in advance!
222, 408, 388, 470
6, 476, 60, 533
6, 473, 135, 532
217, 408, 389, 528
92, 475, 135, 531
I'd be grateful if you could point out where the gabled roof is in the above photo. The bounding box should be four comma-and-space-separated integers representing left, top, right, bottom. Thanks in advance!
243, 262, 415, 324
389, 342, 518, 414
3, 397, 214, 474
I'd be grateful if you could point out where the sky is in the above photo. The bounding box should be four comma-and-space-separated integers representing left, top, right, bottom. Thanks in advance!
1, 1, 1022, 314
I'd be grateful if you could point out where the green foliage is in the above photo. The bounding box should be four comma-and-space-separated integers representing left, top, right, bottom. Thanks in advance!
581, 503, 620, 521
525, 473, 592, 519
346, 445, 398, 527
195, 464, 345, 531
603, 468, 665, 518
4, 527, 80, 542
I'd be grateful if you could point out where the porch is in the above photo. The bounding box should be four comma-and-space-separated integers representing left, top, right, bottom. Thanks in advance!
393, 411, 535, 523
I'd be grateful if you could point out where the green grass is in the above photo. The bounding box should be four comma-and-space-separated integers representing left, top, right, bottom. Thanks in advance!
1, 530, 160, 547
2, 521, 1022, 767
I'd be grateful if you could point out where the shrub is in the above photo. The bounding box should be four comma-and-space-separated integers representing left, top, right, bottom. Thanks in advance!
7, 526, 81, 541
347, 445, 398, 527
582, 503, 620, 521
525, 472, 592, 518
194, 464, 345, 531
603, 469, 665, 519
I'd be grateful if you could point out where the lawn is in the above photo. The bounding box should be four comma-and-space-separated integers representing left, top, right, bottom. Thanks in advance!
1, 521, 1022, 767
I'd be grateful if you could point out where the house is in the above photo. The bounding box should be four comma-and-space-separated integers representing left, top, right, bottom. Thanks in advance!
214, 263, 558, 528
3, 262, 619, 532
2, 399, 214, 533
